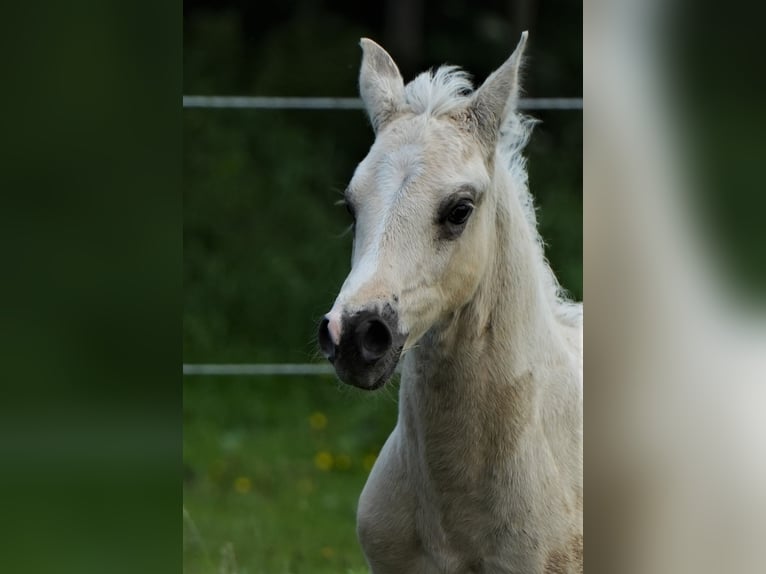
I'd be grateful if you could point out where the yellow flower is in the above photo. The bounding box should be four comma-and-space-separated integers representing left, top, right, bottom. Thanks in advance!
314, 451, 333, 471
234, 476, 251, 494
362, 453, 378, 472
335, 453, 352, 471
308, 411, 328, 430
320, 546, 335, 559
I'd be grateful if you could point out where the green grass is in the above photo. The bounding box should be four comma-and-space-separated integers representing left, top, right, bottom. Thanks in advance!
183, 375, 399, 574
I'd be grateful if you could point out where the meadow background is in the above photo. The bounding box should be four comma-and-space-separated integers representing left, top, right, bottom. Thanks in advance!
183, 1, 582, 572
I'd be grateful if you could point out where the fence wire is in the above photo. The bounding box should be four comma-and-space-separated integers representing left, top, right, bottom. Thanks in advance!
183, 92, 581, 377
182, 95, 582, 111
183, 364, 335, 376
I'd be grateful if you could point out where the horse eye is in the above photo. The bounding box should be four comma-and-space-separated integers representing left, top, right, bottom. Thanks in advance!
447, 201, 473, 225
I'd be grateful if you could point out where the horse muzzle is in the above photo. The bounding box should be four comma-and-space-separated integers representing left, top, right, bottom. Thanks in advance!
318, 305, 405, 390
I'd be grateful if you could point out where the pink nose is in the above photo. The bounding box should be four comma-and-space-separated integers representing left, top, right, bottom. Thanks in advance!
326, 311, 342, 346
318, 311, 342, 362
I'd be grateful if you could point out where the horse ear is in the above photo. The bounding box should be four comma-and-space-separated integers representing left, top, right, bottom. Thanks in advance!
359, 38, 405, 134
469, 31, 528, 148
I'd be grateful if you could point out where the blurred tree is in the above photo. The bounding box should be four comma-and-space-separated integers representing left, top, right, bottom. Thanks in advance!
384, 0, 424, 77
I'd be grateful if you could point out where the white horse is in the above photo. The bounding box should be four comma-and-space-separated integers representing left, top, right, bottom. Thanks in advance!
318, 33, 582, 574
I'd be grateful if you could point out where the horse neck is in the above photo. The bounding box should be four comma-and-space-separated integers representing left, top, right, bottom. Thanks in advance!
400, 161, 567, 435
413, 160, 562, 371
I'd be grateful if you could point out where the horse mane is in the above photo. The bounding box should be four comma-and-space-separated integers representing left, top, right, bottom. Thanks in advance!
403, 66, 582, 328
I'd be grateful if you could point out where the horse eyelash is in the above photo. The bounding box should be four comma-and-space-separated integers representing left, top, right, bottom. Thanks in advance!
335, 197, 355, 213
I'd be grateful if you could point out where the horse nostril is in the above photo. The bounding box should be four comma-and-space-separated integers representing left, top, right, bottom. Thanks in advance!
357, 318, 392, 363
318, 317, 337, 362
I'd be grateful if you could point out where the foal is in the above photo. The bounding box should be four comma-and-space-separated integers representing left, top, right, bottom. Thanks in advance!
318, 33, 583, 574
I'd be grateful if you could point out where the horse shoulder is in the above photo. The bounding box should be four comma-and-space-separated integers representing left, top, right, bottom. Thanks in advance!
357, 426, 432, 572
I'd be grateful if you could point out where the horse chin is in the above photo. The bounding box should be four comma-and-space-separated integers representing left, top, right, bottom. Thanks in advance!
336, 347, 402, 391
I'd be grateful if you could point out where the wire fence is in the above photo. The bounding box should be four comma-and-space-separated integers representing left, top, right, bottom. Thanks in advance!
183, 93, 582, 378
182, 95, 583, 111
182, 363, 407, 377
183, 363, 335, 376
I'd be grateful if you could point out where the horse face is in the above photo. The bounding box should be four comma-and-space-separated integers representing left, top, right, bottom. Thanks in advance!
319, 35, 526, 389
319, 114, 492, 389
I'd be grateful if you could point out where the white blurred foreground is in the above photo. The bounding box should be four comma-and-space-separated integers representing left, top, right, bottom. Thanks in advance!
585, 0, 766, 572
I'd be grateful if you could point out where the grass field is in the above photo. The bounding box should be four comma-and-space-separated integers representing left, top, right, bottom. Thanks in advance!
183, 375, 399, 574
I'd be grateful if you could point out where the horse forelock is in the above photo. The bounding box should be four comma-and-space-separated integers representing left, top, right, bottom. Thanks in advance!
404, 65, 473, 117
